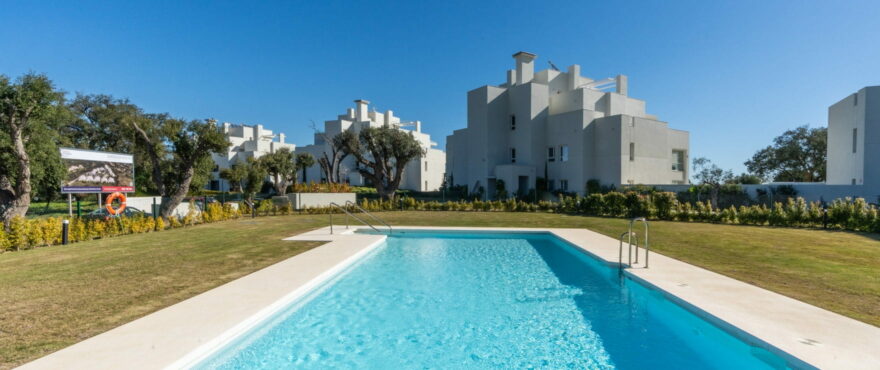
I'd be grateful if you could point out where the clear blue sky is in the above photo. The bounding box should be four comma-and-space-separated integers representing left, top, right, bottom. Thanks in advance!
2, 0, 878, 174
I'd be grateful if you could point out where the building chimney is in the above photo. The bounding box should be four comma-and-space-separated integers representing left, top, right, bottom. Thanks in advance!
568, 65, 580, 90
278, 133, 285, 143
354, 99, 370, 121
384, 110, 393, 126
254, 124, 263, 138
507, 70, 516, 86
347, 108, 356, 119
513, 51, 537, 85
414, 120, 421, 132
616, 75, 628, 96
222, 122, 231, 133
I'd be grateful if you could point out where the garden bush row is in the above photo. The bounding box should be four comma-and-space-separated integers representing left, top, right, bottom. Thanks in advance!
4, 192, 879, 252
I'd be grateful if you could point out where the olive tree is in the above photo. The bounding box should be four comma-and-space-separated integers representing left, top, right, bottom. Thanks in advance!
343, 126, 424, 200
260, 148, 296, 195
130, 115, 229, 219
0, 73, 65, 223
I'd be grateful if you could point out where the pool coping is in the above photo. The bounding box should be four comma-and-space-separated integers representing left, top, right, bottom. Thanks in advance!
20, 225, 880, 370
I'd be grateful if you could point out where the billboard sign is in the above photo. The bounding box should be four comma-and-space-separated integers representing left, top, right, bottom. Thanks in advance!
60, 148, 135, 193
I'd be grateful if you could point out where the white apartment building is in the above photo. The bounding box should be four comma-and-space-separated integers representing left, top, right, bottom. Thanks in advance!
208, 123, 296, 191
827, 86, 879, 189
296, 100, 446, 191
446, 51, 689, 198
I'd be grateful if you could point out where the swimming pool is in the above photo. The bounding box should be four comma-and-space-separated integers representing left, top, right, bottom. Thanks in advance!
195, 230, 796, 369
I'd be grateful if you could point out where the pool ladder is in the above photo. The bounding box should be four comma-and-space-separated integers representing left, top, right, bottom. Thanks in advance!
329, 201, 392, 234
618, 217, 650, 269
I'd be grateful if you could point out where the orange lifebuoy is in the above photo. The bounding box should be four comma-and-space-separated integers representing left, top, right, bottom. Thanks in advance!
105, 192, 127, 215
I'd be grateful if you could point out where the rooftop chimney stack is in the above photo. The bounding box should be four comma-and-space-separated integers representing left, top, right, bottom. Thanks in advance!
278, 133, 285, 143
568, 64, 581, 90
347, 108, 356, 119
384, 110, 393, 126
354, 99, 370, 121
513, 51, 537, 85
507, 70, 516, 86
616, 75, 628, 96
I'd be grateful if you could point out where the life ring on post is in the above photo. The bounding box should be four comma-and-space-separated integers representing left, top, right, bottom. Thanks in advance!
105, 192, 127, 216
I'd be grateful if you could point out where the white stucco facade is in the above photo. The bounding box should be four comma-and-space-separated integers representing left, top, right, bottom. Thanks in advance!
446, 52, 689, 198
208, 123, 296, 191
827, 86, 879, 189
296, 100, 446, 191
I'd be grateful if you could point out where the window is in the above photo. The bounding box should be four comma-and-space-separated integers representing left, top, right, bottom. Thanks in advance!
560, 145, 569, 162
672, 150, 685, 171
852, 178, 857, 185
853, 128, 858, 153
855, 94, 858, 106
547, 147, 555, 162
629, 142, 635, 161
548, 180, 555, 191
560, 180, 569, 192
425, 181, 428, 190
510, 148, 516, 163
425, 161, 428, 171
510, 115, 516, 130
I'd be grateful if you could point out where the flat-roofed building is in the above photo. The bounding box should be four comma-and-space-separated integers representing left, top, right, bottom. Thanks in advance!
446, 52, 690, 198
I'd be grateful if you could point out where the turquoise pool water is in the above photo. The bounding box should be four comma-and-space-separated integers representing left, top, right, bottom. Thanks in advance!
197, 231, 794, 369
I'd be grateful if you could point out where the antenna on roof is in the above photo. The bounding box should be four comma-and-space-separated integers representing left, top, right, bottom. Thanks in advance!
548, 60, 560, 71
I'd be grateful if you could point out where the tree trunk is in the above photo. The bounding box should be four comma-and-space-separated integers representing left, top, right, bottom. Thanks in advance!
0, 121, 31, 223
159, 166, 195, 219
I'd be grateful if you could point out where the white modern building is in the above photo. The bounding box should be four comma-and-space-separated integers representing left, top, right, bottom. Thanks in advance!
827, 86, 879, 188
296, 100, 446, 191
446, 51, 689, 198
208, 123, 296, 191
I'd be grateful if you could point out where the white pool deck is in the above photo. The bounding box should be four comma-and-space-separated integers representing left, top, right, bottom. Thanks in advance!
20, 225, 880, 370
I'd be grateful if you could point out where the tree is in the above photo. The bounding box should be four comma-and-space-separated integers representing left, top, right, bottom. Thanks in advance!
220, 157, 265, 202
259, 148, 296, 195
294, 152, 315, 184
692, 157, 733, 208
63, 94, 162, 193
730, 173, 762, 185
130, 115, 229, 219
342, 126, 425, 200
317, 129, 355, 184
0, 73, 65, 223
745, 125, 826, 182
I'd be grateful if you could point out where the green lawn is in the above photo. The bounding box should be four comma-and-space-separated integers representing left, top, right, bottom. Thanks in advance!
1, 211, 878, 368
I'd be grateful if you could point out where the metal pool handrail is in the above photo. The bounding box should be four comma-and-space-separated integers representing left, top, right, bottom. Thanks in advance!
629, 217, 650, 268
329, 202, 380, 234
618, 231, 639, 269
345, 200, 392, 234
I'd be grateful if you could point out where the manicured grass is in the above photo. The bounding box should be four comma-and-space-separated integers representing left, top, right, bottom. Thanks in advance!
0, 216, 325, 368
2, 211, 878, 367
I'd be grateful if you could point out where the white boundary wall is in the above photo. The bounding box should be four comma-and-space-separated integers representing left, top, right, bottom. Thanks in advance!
287, 193, 356, 210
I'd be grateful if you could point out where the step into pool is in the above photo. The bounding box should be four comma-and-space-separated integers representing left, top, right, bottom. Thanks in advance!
195, 230, 798, 369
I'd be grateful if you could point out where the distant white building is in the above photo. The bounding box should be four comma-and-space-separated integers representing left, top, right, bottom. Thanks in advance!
297, 100, 446, 191
208, 123, 296, 191
827, 86, 879, 189
446, 51, 690, 198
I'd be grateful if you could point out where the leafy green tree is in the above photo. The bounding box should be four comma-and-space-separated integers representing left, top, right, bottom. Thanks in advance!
730, 173, 763, 185
745, 125, 826, 182
692, 157, 733, 208
0, 73, 65, 223
317, 129, 356, 184
259, 148, 296, 195
63, 94, 159, 193
294, 152, 315, 184
342, 126, 425, 200
130, 115, 229, 219
220, 157, 265, 202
